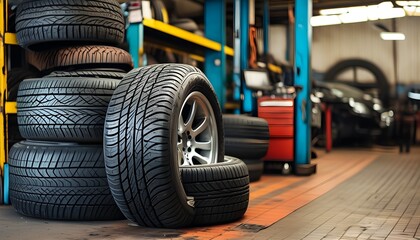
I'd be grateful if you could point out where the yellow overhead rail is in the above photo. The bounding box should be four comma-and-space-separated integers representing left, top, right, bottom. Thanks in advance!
143, 18, 234, 57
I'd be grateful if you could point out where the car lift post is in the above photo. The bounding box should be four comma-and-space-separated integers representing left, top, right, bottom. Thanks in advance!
294, 0, 316, 175
325, 104, 332, 152
204, 0, 227, 110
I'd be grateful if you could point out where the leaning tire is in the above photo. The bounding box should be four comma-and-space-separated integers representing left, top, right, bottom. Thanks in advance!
223, 115, 269, 159
181, 156, 249, 226
17, 77, 120, 143
8, 141, 124, 220
16, 0, 125, 50
27, 45, 133, 72
104, 64, 224, 228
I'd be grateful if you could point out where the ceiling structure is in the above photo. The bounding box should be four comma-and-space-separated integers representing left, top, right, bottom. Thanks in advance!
267, 0, 390, 24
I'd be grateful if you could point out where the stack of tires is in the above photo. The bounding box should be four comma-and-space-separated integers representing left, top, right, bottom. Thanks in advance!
223, 115, 270, 182
8, 0, 131, 220
7, 0, 250, 227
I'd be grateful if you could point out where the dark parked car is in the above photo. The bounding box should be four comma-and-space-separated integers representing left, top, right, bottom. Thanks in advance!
313, 81, 394, 145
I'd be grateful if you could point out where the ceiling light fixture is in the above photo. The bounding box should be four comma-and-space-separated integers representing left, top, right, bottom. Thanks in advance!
380, 32, 406, 40
310, 15, 341, 26
396, 1, 420, 6
312, 1, 406, 27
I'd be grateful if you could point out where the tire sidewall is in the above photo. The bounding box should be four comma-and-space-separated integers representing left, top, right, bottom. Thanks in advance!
170, 71, 224, 215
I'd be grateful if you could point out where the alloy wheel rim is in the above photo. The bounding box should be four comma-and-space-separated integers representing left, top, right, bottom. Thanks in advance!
177, 91, 218, 166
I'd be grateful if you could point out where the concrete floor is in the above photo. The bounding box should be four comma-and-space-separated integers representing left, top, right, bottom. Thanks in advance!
0, 146, 418, 240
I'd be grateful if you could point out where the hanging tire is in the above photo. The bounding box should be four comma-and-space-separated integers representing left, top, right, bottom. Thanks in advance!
242, 159, 264, 182
15, 0, 125, 50
26, 45, 133, 72
181, 156, 249, 226
8, 141, 124, 220
104, 64, 224, 228
223, 114, 269, 159
17, 76, 120, 143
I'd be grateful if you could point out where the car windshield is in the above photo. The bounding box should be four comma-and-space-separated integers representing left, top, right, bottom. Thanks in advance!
325, 82, 365, 99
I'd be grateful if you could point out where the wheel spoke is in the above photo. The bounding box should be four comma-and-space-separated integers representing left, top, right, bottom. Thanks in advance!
184, 100, 197, 131
177, 140, 183, 165
193, 152, 211, 165
194, 140, 212, 150
192, 117, 208, 137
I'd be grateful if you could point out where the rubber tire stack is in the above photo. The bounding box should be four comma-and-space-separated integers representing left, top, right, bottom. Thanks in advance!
223, 115, 270, 182
9, 0, 131, 220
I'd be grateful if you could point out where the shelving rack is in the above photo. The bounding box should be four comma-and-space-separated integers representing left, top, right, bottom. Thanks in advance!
1, 0, 18, 204
126, 1, 233, 109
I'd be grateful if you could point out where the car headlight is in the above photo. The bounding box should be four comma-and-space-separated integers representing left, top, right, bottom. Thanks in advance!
349, 98, 369, 115
381, 110, 394, 127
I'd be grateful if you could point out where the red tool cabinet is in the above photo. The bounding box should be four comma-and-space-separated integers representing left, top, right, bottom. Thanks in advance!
258, 97, 294, 162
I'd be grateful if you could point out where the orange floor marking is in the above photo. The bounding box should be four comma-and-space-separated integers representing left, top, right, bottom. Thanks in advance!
180, 151, 379, 240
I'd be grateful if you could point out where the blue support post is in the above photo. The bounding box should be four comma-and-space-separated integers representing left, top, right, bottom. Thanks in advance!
127, 23, 143, 68
263, 0, 269, 55
205, 0, 226, 109
232, 0, 242, 114
239, 0, 253, 113
294, 0, 312, 167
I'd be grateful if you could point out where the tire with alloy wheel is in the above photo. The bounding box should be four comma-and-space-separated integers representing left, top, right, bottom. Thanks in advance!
181, 156, 249, 226
26, 45, 133, 73
104, 64, 224, 228
16, 0, 125, 50
17, 76, 121, 143
223, 114, 269, 159
8, 141, 124, 220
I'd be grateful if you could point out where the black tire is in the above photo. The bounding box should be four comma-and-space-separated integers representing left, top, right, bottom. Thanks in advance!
8, 141, 124, 220
17, 77, 120, 143
8, 66, 42, 101
15, 0, 125, 50
181, 156, 249, 226
27, 45, 133, 73
45, 70, 127, 79
223, 114, 269, 159
323, 59, 390, 107
104, 64, 224, 228
242, 159, 263, 182
7, 67, 42, 150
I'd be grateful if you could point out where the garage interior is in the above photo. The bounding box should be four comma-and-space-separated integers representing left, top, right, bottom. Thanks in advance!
0, 0, 419, 239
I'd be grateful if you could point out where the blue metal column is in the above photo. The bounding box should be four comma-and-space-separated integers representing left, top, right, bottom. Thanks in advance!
204, 0, 226, 109
232, 0, 242, 114
127, 23, 143, 68
294, 0, 312, 166
263, 0, 269, 55
239, 0, 252, 113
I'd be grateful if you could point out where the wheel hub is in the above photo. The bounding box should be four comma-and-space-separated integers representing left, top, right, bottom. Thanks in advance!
177, 91, 218, 166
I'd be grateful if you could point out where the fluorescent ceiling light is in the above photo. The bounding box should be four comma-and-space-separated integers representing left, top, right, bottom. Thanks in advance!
378, 1, 394, 9
311, 15, 341, 26
314, 1, 406, 27
397, 1, 420, 6
378, 7, 406, 19
319, 8, 348, 15
380, 32, 406, 40
339, 13, 368, 23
